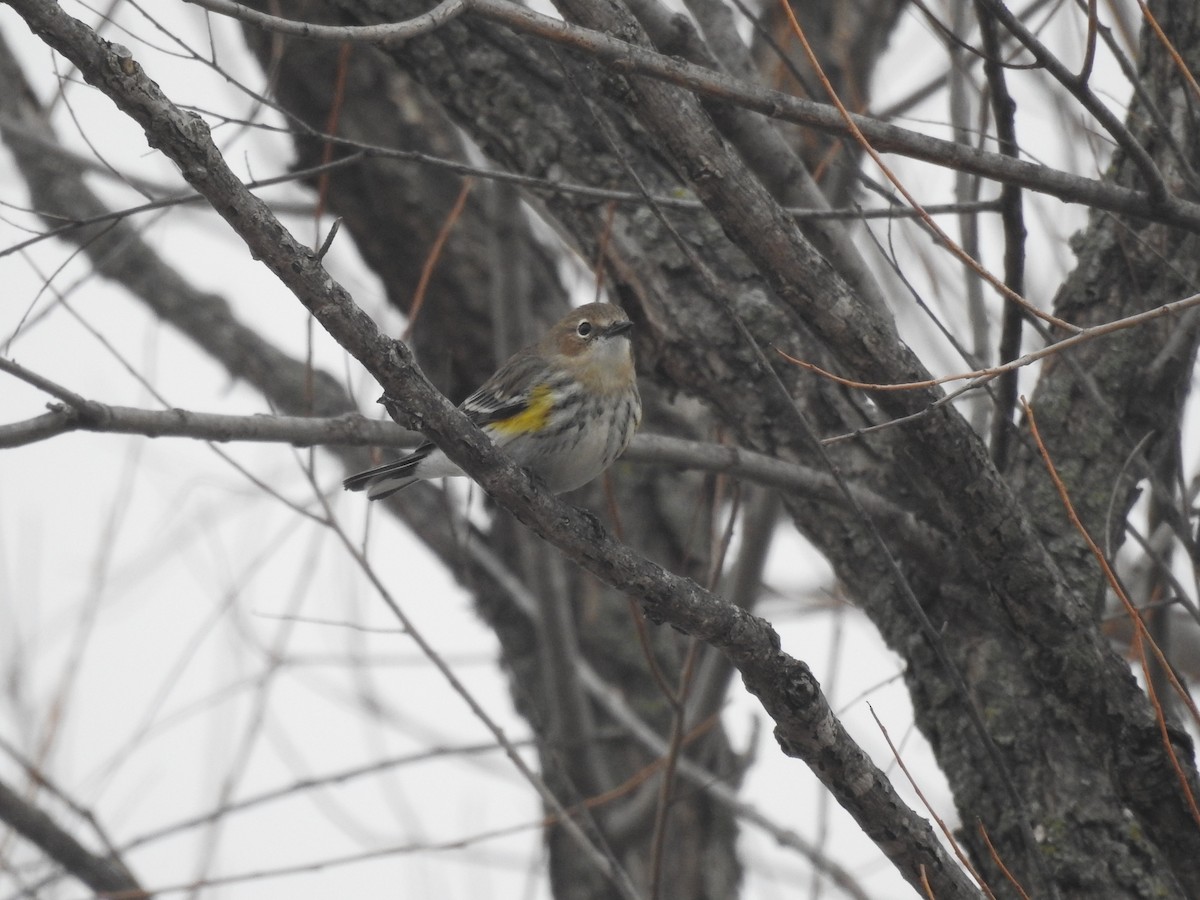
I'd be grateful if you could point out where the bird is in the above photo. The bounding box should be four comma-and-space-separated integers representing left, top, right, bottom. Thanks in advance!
343, 302, 642, 501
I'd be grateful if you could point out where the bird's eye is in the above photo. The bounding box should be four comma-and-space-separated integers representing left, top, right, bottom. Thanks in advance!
576, 320, 593, 337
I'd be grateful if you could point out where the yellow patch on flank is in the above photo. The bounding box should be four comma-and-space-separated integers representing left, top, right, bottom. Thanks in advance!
489, 383, 554, 436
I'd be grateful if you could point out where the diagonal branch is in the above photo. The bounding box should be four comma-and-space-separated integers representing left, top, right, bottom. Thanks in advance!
1, 2, 981, 894
181, 0, 1200, 231
975, 0, 1168, 201
0, 776, 148, 899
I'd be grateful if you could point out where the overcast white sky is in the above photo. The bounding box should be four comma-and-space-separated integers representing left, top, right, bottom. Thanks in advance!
0, 1, 1135, 897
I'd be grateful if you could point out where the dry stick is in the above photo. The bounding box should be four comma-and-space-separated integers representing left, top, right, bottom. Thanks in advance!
181, 0, 1200, 234
304, 43, 354, 413
0, 151, 369, 261
647, 482, 739, 899
314, 41, 352, 224
608, 451, 688, 703
9, 4, 974, 894
314, 217, 342, 261
1131, 625, 1200, 832
1136, 0, 1200, 104
647, 638, 701, 900
773, 0, 1075, 334
919, 865, 936, 900
192, 0, 468, 45
613, 457, 684, 707
974, 0, 1168, 202
556, 0, 1039, 879
975, 0, 1027, 468
780, 289, 1200, 393
977, 822, 1033, 900
593, 201, 618, 303
402, 176, 474, 338
1079, 0, 1100, 85
304, 491, 644, 900
868, 704, 999, 900
1022, 400, 1200, 830
565, 715, 719, 815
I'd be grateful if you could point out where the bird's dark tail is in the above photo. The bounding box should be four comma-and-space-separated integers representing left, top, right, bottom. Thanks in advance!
342, 447, 431, 500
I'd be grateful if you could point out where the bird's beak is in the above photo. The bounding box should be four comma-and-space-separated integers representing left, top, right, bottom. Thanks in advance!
605, 320, 633, 338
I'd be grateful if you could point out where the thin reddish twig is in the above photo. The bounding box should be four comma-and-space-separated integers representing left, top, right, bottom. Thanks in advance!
977, 821, 1032, 900
625, 597, 679, 703
554, 712, 720, 818
774, 0, 1076, 334
919, 864, 935, 900
648, 638, 701, 900
593, 201, 618, 302
307, 43, 354, 414
649, 479, 741, 898
868, 704, 997, 899
403, 177, 474, 339
778, 289, 1200, 392
314, 42, 353, 222
1131, 628, 1200, 831
1136, 1, 1200, 104
1023, 400, 1200, 830
1078, 0, 1099, 84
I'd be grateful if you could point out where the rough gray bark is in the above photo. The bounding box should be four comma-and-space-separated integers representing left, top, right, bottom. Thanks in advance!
312, 0, 1200, 896
0, 2, 985, 896
235, 9, 746, 900
750, 0, 909, 206
5, 0, 1200, 898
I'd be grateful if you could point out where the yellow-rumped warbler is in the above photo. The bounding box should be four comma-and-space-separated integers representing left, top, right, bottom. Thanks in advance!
343, 302, 642, 500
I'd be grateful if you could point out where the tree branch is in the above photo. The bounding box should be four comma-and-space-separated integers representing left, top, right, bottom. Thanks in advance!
0, 2, 980, 894
180, 0, 1200, 231
0, 776, 148, 899
0, 378, 946, 565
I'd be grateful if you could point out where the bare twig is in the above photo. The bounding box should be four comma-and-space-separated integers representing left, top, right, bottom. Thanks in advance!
3, 3, 979, 893
186, 0, 466, 45
0, 777, 148, 899
181, 0, 1200, 231
303, 476, 643, 900
975, 1, 1028, 468
314, 216, 341, 261
869, 704, 998, 899
779, 289, 1200, 393
1134, 1, 1200, 104
776, 0, 1070, 334
0, 153, 369, 262
403, 177, 473, 338
977, 822, 1033, 900
1023, 399, 1200, 828
975, 0, 1168, 201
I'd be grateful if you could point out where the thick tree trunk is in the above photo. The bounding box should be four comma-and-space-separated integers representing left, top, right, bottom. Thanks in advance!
240, 8, 743, 897
6, 0, 1200, 896
317, 1, 1200, 895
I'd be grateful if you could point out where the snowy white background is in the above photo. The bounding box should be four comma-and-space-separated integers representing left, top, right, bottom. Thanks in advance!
0, 1, 1134, 897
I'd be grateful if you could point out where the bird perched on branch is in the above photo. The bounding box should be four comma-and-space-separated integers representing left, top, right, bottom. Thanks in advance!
344, 302, 642, 500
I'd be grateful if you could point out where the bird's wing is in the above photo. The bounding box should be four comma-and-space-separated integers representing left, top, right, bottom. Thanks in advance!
459, 351, 545, 427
